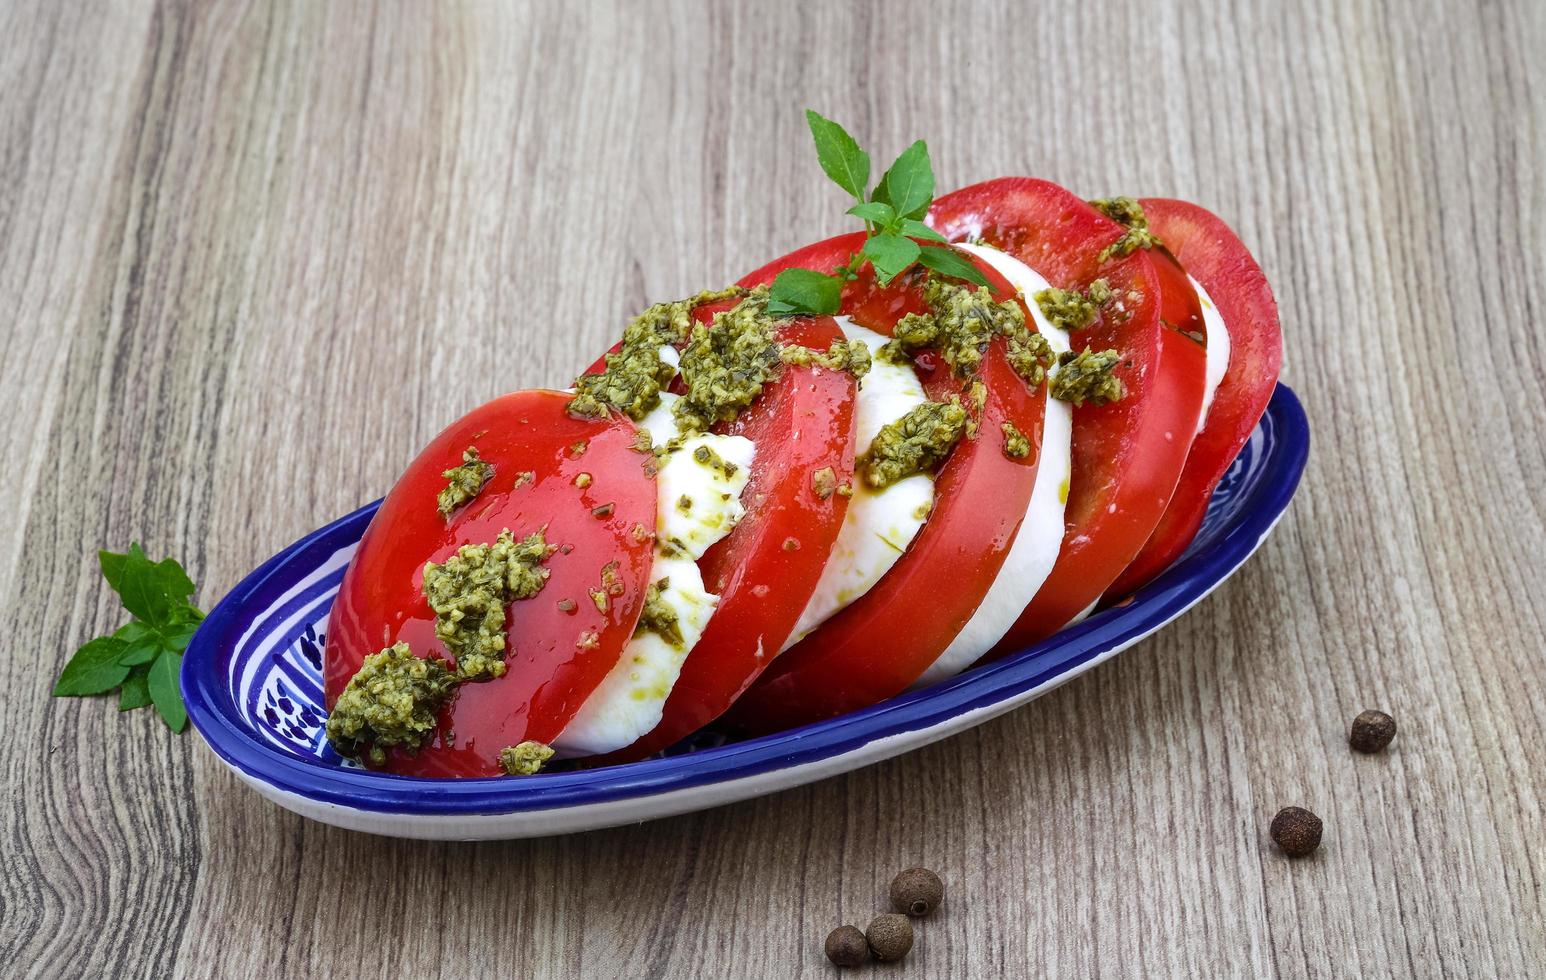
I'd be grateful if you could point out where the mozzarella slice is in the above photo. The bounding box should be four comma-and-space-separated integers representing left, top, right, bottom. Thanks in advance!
552, 557, 716, 756
1190, 275, 1232, 432
913, 243, 1074, 686
783, 321, 935, 649
556, 381, 755, 756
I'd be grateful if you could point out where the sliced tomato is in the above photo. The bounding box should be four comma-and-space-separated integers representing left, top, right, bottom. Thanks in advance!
928, 178, 1208, 651
324, 389, 656, 777
582, 306, 859, 763
722, 238, 1048, 732
1105, 198, 1283, 598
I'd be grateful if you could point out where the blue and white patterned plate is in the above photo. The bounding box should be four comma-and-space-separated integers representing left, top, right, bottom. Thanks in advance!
183, 384, 1309, 840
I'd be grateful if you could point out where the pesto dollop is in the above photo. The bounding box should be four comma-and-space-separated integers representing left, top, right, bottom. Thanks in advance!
860, 397, 969, 489
1001, 421, 1032, 459
568, 287, 746, 421
885, 277, 1053, 387
637, 578, 684, 647
437, 447, 495, 517
1051, 349, 1127, 406
673, 289, 783, 435
779, 338, 873, 379
422, 529, 555, 680
1090, 196, 1162, 263
1034, 279, 1113, 334
325, 642, 457, 766
499, 741, 555, 776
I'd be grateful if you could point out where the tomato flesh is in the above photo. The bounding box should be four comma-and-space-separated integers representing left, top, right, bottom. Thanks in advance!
324, 389, 655, 777
723, 237, 1048, 732
928, 178, 1207, 650
1105, 198, 1283, 598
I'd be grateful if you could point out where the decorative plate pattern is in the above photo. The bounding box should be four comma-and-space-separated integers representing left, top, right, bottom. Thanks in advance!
184, 384, 1308, 839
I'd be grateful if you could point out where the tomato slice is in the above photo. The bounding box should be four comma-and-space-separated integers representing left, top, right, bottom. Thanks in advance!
928, 178, 1208, 650
722, 236, 1048, 732
324, 389, 656, 777
1105, 198, 1283, 598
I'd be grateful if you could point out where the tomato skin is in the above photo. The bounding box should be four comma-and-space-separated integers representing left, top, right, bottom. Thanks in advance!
722, 241, 1048, 732
324, 390, 656, 777
928, 178, 1208, 650
1105, 198, 1283, 598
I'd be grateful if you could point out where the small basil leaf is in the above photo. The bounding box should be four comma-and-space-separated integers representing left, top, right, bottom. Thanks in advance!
900, 218, 949, 243
805, 110, 870, 201
148, 650, 188, 732
876, 140, 934, 220
917, 245, 991, 287
767, 268, 843, 317
99, 543, 195, 628
846, 201, 897, 228
53, 637, 131, 696
862, 234, 922, 285
119, 665, 153, 711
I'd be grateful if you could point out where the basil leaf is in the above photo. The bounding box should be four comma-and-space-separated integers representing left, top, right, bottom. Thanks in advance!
862, 233, 922, 285
846, 201, 896, 228
767, 268, 844, 317
805, 110, 870, 201
900, 218, 949, 244
99, 543, 195, 628
917, 245, 991, 287
119, 665, 153, 711
53, 637, 131, 696
163, 621, 200, 653
148, 650, 188, 732
875, 140, 934, 220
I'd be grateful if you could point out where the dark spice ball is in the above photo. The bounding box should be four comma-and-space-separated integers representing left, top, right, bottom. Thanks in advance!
1270, 806, 1324, 857
890, 867, 944, 916
824, 925, 869, 968
866, 913, 914, 962
1350, 709, 1397, 753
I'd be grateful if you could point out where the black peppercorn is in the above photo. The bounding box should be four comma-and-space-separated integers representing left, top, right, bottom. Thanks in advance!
824, 925, 869, 968
1350, 709, 1397, 753
1270, 806, 1323, 857
890, 867, 944, 916
866, 913, 914, 962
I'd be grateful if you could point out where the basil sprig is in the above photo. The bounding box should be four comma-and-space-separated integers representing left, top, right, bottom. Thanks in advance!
767, 110, 988, 317
52, 543, 202, 731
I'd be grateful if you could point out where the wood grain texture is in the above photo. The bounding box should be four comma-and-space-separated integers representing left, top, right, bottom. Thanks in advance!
3, 0, 1543, 976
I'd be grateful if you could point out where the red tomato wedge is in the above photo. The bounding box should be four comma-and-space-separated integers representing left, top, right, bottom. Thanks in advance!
722, 234, 1048, 733
585, 308, 859, 763
324, 389, 655, 777
928, 178, 1208, 650
1105, 198, 1283, 598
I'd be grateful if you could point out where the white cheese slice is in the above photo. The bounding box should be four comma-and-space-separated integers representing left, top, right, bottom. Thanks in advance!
1190, 274, 1232, 432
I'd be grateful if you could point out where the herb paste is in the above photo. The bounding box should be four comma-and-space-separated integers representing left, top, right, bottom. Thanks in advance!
1090, 196, 1161, 263
325, 642, 457, 766
422, 528, 555, 680
1001, 421, 1032, 459
499, 741, 555, 776
885, 277, 1052, 387
637, 578, 684, 648
437, 447, 495, 517
1033, 279, 1113, 334
860, 397, 970, 489
1051, 349, 1127, 406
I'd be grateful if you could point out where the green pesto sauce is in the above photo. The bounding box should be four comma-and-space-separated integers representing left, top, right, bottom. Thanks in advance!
1052, 349, 1127, 406
568, 287, 746, 421
1034, 279, 1112, 334
1001, 421, 1032, 459
885, 277, 1052, 387
1090, 196, 1162, 263
422, 528, 555, 680
325, 642, 457, 766
860, 397, 970, 489
691, 443, 740, 479
637, 578, 684, 648
437, 447, 495, 517
499, 741, 555, 776
811, 466, 838, 500
673, 288, 783, 435
779, 338, 873, 380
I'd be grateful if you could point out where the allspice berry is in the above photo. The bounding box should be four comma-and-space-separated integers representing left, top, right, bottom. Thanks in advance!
866, 913, 914, 962
1350, 709, 1397, 753
890, 867, 944, 916
1270, 806, 1323, 857
824, 925, 869, 968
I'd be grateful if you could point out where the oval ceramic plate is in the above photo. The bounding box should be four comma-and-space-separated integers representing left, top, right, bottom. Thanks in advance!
183, 384, 1308, 840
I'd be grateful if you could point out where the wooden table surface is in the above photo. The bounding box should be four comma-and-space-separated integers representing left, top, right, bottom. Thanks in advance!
4, 1, 1543, 976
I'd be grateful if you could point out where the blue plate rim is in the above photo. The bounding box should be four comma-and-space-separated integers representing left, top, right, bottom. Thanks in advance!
183, 383, 1309, 815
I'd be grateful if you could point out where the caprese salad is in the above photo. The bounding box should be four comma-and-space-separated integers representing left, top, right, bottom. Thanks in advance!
322, 111, 1282, 777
